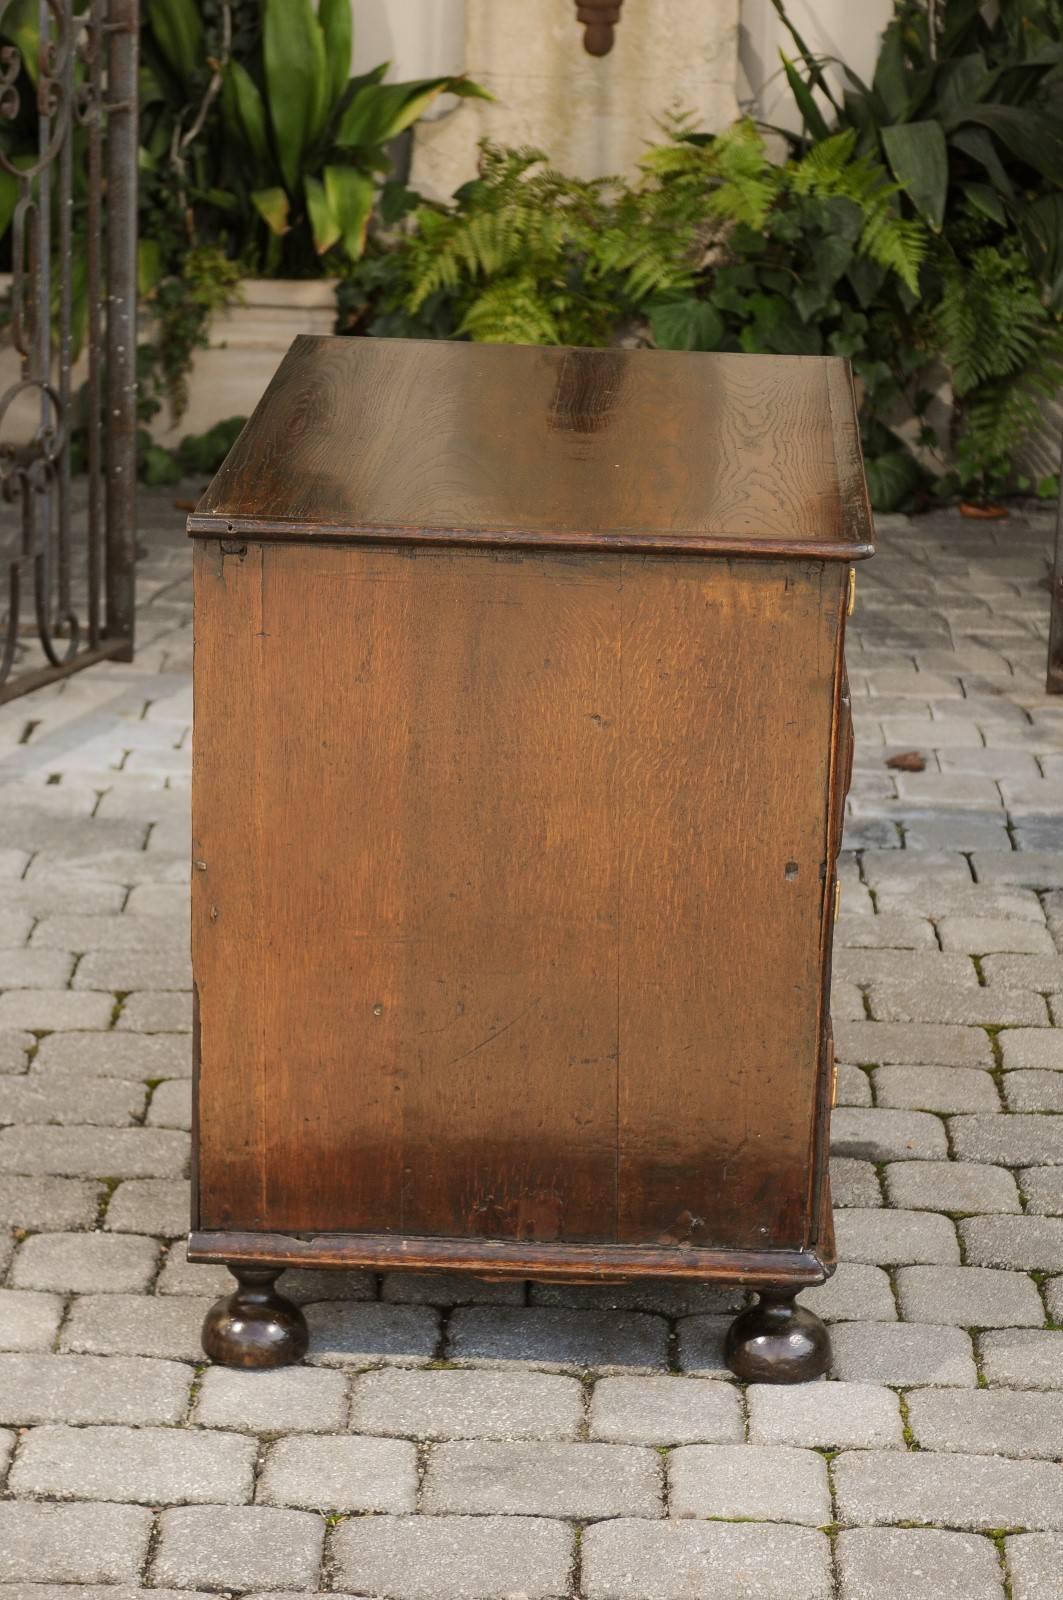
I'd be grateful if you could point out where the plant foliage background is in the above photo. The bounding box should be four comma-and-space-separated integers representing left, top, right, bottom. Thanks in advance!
1, 0, 1062, 506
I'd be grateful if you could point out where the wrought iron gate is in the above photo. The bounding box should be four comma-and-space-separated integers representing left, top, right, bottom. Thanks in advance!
0, 0, 137, 703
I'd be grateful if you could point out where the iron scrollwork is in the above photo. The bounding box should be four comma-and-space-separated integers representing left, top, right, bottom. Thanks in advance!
0, 0, 137, 701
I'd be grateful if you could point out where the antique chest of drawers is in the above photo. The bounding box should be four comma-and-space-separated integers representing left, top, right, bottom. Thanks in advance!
188, 337, 871, 1381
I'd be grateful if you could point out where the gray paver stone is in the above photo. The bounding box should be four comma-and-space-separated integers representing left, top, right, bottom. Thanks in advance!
799, 1263, 897, 1322
950, 1115, 1063, 1167
836, 1063, 874, 1106
105, 1178, 189, 1235
155, 1242, 236, 1297
668, 1443, 830, 1525
0, 1125, 189, 1178
831, 1158, 883, 1207
146, 1077, 192, 1128
834, 1021, 992, 1067
330, 1514, 573, 1600
870, 981, 1048, 1027
0, 990, 114, 1031
258, 1433, 417, 1512
897, 1264, 1044, 1327
589, 1375, 742, 1445
979, 1328, 1063, 1391
675, 1315, 732, 1377
422, 1439, 662, 1518
884, 1160, 1021, 1214
116, 991, 192, 1032
1000, 1029, 1063, 1071
0, 1288, 64, 1352
35, 1030, 191, 1078
302, 1302, 440, 1367
830, 1321, 977, 1387
831, 1108, 948, 1161
0, 1502, 153, 1583
836, 1207, 959, 1265
10, 1421, 255, 1504
906, 1386, 1063, 1459
447, 1305, 668, 1372
60, 1293, 213, 1361
961, 1215, 1063, 1270
939, 919, 1055, 955
872, 1064, 1000, 1113
1021, 1167, 1063, 1214
152, 1506, 324, 1592
1007, 1534, 1063, 1600
528, 1278, 744, 1315
836, 1528, 1004, 1600
380, 1270, 524, 1306
0, 1175, 102, 1229
0, 1352, 191, 1424
1004, 1072, 1063, 1111
747, 1380, 903, 1449
351, 1367, 583, 1441
195, 1364, 348, 1433
1043, 1275, 1063, 1323
11, 1231, 159, 1293
834, 1448, 1063, 1530
581, 1519, 832, 1600
0, 1073, 145, 1125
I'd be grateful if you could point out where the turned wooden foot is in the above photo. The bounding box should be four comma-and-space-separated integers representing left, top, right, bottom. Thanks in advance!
724, 1289, 830, 1384
201, 1266, 308, 1368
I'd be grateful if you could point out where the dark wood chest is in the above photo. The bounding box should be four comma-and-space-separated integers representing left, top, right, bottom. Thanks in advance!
188, 337, 871, 1381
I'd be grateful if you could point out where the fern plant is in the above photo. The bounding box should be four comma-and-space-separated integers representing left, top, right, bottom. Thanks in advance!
370, 121, 927, 356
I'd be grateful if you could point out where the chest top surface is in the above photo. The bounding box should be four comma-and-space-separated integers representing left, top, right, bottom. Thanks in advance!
190, 336, 872, 560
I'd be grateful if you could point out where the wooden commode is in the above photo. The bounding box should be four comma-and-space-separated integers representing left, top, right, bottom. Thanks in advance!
188, 336, 871, 1382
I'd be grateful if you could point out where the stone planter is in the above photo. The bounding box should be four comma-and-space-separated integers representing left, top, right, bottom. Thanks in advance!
0, 276, 339, 451
151, 278, 339, 447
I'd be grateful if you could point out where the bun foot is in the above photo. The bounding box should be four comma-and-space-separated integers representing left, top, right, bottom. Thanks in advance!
201, 1266, 308, 1368
725, 1291, 831, 1384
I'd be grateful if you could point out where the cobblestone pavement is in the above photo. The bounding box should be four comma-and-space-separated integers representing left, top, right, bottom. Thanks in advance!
0, 492, 1061, 1599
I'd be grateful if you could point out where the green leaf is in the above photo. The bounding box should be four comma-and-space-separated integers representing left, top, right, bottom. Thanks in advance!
778, 51, 830, 142
1022, 192, 1063, 307
336, 75, 490, 150
319, 0, 353, 122
881, 121, 948, 228
304, 176, 340, 253
866, 448, 924, 512
649, 298, 724, 351
322, 165, 375, 259
949, 126, 1014, 198
251, 186, 291, 236
0, 168, 19, 238
263, 0, 328, 191
845, 254, 887, 308
871, 23, 910, 122
946, 104, 1063, 187
221, 61, 270, 169
1, 0, 39, 85
145, 0, 203, 86
137, 238, 163, 297
814, 233, 855, 286
965, 183, 1006, 225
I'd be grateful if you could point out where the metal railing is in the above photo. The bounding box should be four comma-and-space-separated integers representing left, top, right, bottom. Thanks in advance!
0, 0, 137, 703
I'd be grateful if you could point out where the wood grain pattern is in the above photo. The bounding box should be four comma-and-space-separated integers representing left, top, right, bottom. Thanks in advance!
615, 557, 840, 1251
193, 339, 872, 559
194, 541, 622, 1238
194, 541, 847, 1255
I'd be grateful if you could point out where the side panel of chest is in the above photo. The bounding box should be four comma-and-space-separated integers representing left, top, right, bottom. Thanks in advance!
192, 540, 842, 1251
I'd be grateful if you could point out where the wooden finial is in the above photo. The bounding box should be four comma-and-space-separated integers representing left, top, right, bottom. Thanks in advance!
576, 1, 624, 56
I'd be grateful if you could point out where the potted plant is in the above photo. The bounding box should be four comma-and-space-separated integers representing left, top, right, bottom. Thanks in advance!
137, 0, 487, 443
